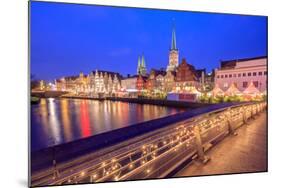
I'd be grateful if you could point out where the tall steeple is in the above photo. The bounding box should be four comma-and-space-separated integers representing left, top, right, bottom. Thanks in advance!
171, 24, 177, 50
167, 21, 179, 72
137, 56, 141, 74
141, 54, 146, 67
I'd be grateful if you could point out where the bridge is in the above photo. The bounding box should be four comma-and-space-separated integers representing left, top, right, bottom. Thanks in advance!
30, 102, 267, 187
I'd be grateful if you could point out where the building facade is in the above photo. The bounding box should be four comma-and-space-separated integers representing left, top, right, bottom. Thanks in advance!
55, 70, 122, 96
175, 58, 198, 92
136, 75, 148, 91
215, 56, 267, 92
121, 75, 138, 91
146, 69, 166, 91
164, 70, 176, 92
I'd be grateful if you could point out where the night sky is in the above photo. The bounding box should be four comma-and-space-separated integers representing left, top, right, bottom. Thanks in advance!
30, 1, 267, 82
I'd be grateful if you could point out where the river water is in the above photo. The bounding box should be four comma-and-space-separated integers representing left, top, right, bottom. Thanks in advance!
31, 98, 185, 151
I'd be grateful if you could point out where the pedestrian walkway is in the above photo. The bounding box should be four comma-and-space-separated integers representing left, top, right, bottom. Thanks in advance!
175, 111, 267, 177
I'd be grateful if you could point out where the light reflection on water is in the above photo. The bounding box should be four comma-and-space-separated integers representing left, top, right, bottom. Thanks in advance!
31, 98, 185, 151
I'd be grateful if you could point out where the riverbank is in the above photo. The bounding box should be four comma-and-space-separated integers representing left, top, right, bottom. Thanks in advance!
31, 91, 210, 108
61, 96, 209, 108
31, 91, 69, 98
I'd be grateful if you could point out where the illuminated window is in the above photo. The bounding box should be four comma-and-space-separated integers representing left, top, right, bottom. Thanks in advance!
223, 83, 228, 88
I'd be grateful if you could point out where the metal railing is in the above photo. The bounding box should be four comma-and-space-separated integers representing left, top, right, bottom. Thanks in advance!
34, 102, 267, 186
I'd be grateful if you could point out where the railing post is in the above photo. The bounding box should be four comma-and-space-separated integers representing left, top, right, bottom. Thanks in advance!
252, 104, 258, 119
193, 125, 210, 164
226, 108, 237, 136
243, 105, 249, 125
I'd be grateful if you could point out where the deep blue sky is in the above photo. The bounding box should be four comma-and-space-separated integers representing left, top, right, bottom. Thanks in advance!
30, 1, 267, 82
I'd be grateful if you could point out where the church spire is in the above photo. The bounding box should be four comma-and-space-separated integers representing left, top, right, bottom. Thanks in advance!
171, 22, 177, 50
137, 56, 141, 74
141, 54, 146, 67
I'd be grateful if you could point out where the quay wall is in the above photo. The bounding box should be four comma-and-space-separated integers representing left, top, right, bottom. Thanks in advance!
31, 91, 68, 98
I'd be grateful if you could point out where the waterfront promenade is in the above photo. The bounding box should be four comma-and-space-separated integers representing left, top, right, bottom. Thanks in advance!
175, 111, 267, 177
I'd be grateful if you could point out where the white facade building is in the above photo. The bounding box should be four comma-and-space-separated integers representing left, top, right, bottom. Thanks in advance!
215, 56, 267, 93
121, 76, 138, 92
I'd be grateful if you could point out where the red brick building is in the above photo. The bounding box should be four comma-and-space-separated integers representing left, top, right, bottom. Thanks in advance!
175, 58, 199, 92
136, 75, 148, 91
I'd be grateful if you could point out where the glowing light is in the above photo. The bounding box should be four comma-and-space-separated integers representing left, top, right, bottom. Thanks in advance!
129, 164, 134, 169
80, 171, 85, 176
146, 169, 151, 174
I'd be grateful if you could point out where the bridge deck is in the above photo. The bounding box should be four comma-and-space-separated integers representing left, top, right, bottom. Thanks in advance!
175, 111, 267, 177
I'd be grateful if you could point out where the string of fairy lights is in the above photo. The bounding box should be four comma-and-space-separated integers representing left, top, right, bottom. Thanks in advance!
51, 102, 266, 186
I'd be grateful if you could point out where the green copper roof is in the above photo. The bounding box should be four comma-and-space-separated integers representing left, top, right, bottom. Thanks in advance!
141, 55, 146, 67
137, 56, 140, 74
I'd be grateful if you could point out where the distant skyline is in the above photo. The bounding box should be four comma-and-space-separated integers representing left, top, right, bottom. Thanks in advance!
30, 1, 267, 82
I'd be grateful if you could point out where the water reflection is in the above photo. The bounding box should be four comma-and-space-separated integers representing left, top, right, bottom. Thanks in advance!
48, 98, 61, 145
31, 98, 185, 151
60, 99, 72, 141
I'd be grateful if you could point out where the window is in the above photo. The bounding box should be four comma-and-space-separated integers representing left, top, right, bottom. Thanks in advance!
225, 74, 228, 78
243, 73, 246, 77
253, 72, 257, 76
221, 75, 224, 78
238, 73, 241, 77
248, 72, 251, 76
223, 83, 228, 88
253, 81, 259, 88
233, 74, 236, 77
258, 72, 262, 76
217, 75, 220, 79
243, 82, 248, 88
264, 71, 267, 75
229, 74, 232, 78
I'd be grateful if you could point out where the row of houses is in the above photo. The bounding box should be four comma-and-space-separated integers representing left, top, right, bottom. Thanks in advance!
53, 56, 267, 97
